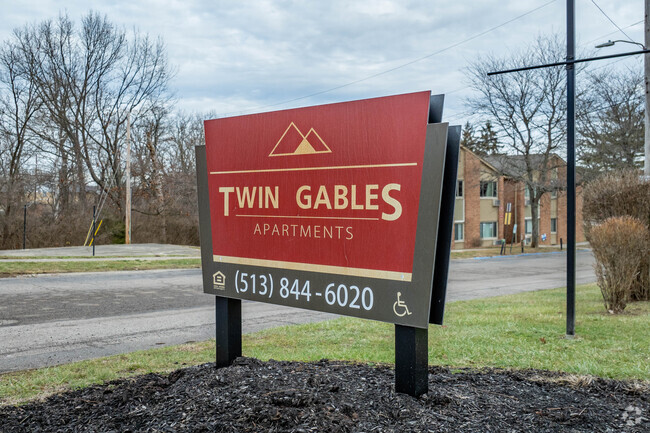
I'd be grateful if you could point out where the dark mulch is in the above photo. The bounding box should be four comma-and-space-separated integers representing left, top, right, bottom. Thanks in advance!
1, 358, 648, 432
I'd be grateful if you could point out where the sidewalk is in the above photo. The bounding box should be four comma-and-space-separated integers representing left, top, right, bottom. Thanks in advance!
1, 242, 591, 262
452, 241, 590, 253
0, 243, 201, 260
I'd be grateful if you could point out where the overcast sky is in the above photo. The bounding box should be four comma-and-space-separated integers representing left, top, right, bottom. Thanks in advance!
0, 0, 644, 124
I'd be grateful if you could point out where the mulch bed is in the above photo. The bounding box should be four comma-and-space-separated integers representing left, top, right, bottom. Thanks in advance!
1, 357, 648, 432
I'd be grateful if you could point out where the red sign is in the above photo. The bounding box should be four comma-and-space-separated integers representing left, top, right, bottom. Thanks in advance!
204, 91, 431, 282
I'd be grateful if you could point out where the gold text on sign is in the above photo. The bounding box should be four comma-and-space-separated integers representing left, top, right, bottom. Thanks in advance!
218, 184, 402, 221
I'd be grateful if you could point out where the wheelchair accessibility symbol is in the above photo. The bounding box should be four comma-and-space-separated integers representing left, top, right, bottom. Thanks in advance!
393, 292, 412, 317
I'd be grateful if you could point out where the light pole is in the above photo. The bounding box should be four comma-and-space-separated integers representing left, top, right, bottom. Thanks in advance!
567, 0, 576, 337
23, 202, 34, 250
488, 1, 650, 337
595, 37, 649, 176
125, 111, 132, 244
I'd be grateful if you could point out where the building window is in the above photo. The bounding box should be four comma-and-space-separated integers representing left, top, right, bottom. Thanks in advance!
524, 186, 534, 199
551, 189, 557, 199
480, 181, 497, 198
551, 218, 557, 233
525, 218, 532, 235
480, 222, 497, 239
454, 223, 464, 241
456, 180, 464, 198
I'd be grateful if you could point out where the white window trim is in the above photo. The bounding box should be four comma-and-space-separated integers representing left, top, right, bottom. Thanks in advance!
524, 217, 532, 235
479, 181, 498, 199
524, 188, 530, 199
454, 222, 465, 241
456, 179, 464, 198
479, 221, 498, 239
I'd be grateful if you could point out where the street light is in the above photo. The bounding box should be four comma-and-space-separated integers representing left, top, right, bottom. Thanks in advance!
595, 39, 645, 49
596, 38, 650, 176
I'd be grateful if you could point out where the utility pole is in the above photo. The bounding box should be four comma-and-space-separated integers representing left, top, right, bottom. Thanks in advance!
643, 0, 650, 179
126, 112, 132, 244
566, 0, 576, 337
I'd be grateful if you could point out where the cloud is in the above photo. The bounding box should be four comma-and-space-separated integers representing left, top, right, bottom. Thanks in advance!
0, 0, 644, 122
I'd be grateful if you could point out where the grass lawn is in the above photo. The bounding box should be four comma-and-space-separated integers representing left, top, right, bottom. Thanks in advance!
1, 283, 647, 406
0, 258, 201, 277
246, 283, 649, 379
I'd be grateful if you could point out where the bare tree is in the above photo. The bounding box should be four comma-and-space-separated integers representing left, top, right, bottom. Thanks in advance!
128, 110, 208, 244
466, 34, 571, 247
14, 16, 90, 209
166, 111, 207, 174
0, 11, 196, 247
13, 12, 172, 219
0, 40, 40, 248
130, 105, 170, 241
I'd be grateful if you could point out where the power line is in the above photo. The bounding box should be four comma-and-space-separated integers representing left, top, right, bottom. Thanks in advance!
445, 56, 639, 123
583, 19, 643, 46
445, 21, 643, 124
589, 0, 636, 43
217, 0, 558, 117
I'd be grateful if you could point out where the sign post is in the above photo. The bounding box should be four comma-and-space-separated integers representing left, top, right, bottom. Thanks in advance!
197, 91, 459, 396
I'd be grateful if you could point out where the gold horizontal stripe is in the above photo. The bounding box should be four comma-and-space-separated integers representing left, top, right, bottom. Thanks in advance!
237, 214, 379, 221
210, 162, 417, 175
214, 255, 412, 282
269, 150, 332, 157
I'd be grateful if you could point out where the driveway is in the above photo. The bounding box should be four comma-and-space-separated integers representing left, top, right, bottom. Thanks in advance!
0, 249, 595, 372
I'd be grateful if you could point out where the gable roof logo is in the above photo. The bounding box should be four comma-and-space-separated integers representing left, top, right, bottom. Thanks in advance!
269, 122, 332, 157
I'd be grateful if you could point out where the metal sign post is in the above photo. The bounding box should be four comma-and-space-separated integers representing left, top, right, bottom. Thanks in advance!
23, 205, 27, 250
92, 205, 96, 257
197, 92, 459, 396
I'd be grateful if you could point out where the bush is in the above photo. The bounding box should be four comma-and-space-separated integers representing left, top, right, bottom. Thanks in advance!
589, 216, 649, 313
583, 171, 650, 301
582, 170, 650, 229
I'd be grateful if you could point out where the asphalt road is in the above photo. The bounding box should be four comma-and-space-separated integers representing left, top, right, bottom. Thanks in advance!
0, 250, 595, 373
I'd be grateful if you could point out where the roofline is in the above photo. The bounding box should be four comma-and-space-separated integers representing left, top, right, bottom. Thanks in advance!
459, 144, 500, 173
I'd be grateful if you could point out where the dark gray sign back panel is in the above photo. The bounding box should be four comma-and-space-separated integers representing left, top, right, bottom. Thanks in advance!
429, 125, 461, 325
198, 122, 448, 329
196, 144, 214, 292
429, 94, 444, 123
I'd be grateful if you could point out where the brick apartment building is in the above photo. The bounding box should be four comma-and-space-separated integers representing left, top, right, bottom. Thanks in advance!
451, 146, 584, 249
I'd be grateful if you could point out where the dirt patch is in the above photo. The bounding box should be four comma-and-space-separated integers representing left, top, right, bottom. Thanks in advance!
1, 358, 648, 432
